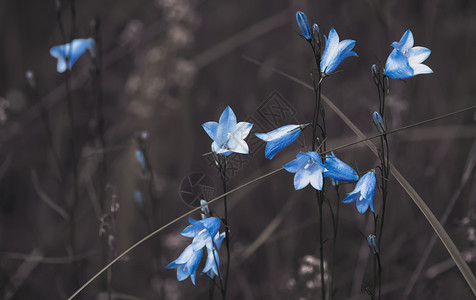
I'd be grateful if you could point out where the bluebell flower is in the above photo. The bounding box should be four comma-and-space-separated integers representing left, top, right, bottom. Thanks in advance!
49, 38, 95, 73
296, 11, 311, 40
202, 232, 226, 279
283, 152, 325, 190
384, 30, 433, 79
342, 170, 376, 214
202, 106, 253, 156
166, 244, 203, 285
372, 112, 386, 133
320, 28, 357, 75
181, 217, 221, 251
323, 152, 359, 184
255, 124, 309, 160
136, 150, 147, 172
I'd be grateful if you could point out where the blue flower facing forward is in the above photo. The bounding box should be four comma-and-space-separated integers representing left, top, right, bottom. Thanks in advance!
320, 28, 357, 75
296, 11, 311, 40
50, 38, 95, 73
181, 217, 221, 251
284, 152, 325, 190
166, 244, 203, 284
343, 170, 376, 214
384, 30, 433, 79
255, 124, 309, 160
202, 106, 253, 156
202, 232, 226, 279
323, 152, 359, 184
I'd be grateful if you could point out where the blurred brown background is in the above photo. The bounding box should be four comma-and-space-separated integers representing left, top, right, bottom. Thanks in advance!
0, 0, 475, 299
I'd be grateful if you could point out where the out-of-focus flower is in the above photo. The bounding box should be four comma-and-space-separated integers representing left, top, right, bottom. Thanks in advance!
296, 11, 311, 40
181, 217, 221, 250
384, 30, 432, 79
136, 150, 147, 172
372, 112, 386, 133
166, 244, 203, 285
320, 28, 357, 75
342, 170, 376, 214
284, 152, 325, 190
202, 232, 226, 278
255, 124, 309, 160
323, 152, 359, 184
49, 38, 95, 73
202, 106, 253, 156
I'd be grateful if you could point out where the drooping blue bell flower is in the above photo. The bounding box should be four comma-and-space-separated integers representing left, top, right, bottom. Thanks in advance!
181, 217, 221, 251
202, 232, 226, 279
166, 244, 203, 285
342, 170, 376, 214
255, 124, 309, 160
323, 152, 359, 184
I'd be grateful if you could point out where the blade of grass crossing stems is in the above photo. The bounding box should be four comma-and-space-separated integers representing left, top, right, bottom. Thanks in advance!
242, 56, 476, 294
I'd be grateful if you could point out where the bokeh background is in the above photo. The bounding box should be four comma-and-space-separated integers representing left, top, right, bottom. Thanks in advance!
0, 0, 475, 299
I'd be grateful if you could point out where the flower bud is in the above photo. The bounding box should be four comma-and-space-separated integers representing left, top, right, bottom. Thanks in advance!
372, 111, 386, 133
371, 64, 379, 85
296, 11, 311, 40
367, 234, 378, 254
136, 150, 147, 172
25, 70, 36, 89
200, 199, 210, 219
312, 24, 320, 43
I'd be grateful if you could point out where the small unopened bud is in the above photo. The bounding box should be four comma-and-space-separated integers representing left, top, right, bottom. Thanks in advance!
200, 199, 210, 219
371, 64, 379, 85
25, 70, 36, 89
312, 24, 320, 43
372, 111, 386, 133
367, 234, 379, 254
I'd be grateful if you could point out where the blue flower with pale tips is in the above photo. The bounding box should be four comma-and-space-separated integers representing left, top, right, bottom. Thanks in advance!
50, 38, 95, 73
284, 152, 325, 190
202, 106, 253, 156
255, 124, 309, 160
320, 28, 357, 75
166, 244, 203, 285
323, 152, 359, 184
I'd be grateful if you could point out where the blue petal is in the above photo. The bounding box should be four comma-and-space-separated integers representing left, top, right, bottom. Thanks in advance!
411, 63, 433, 76
361, 172, 376, 201
356, 197, 370, 214
49, 38, 95, 73
296, 11, 311, 39
263, 130, 301, 159
309, 170, 323, 190
391, 29, 414, 52
294, 169, 312, 190
342, 192, 360, 203
233, 122, 253, 139
407, 46, 431, 65
216, 106, 237, 145
202, 217, 221, 237
323, 153, 358, 182
202, 122, 218, 140
283, 153, 308, 173
320, 28, 356, 74
384, 49, 413, 79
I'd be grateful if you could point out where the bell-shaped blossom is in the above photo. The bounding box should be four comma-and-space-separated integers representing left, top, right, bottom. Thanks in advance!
323, 152, 359, 184
166, 244, 203, 285
342, 171, 376, 214
384, 30, 432, 79
202, 106, 253, 156
49, 38, 95, 73
255, 124, 308, 160
202, 232, 226, 279
320, 28, 357, 75
296, 11, 311, 40
181, 217, 221, 251
283, 152, 325, 190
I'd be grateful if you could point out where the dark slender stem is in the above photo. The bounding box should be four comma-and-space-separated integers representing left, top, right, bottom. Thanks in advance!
317, 191, 325, 300
220, 157, 230, 300
377, 254, 382, 300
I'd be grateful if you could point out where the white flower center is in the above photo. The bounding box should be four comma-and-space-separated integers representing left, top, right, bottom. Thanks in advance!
304, 158, 315, 169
